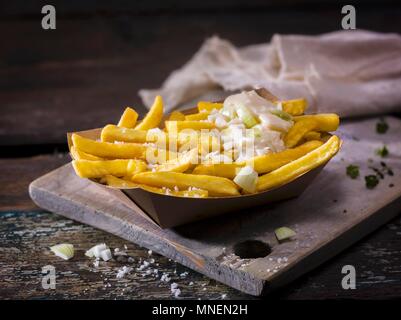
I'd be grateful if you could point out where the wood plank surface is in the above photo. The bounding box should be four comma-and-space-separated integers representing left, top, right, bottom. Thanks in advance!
28, 117, 401, 296
0, 154, 69, 211
1, 211, 400, 299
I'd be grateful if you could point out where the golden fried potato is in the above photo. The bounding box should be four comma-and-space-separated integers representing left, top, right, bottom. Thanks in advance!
168, 111, 186, 121
257, 135, 341, 192
185, 112, 210, 121
72, 159, 146, 179
197, 101, 223, 113
304, 131, 321, 141
101, 125, 148, 143
72, 133, 146, 159
284, 119, 318, 148
155, 149, 198, 173
70, 146, 103, 161
285, 114, 339, 147
104, 175, 208, 197
244, 140, 323, 174
104, 175, 138, 188
135, 95, 164, 130
118, 107, 139, 128
192, 163, 242, 179
165, 120, 215, 132
132, 171, 240, 197
281, 98, 307, 116
293, 114, 340, 132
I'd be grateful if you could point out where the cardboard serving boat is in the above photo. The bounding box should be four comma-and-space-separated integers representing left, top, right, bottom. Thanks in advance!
67, 106, 330, 228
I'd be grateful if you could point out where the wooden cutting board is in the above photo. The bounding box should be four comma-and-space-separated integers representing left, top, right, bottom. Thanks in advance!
29, 116, 401, 296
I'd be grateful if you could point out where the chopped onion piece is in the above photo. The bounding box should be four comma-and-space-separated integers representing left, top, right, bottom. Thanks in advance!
220, 105, 237, 119
85, 243, 107, 258
270, 109, 293, 121
50, 243, 74, 260
275, 227, 296, 241
100, 248, 112, 262
236, 104, 258, 128
259, 113, 292, 132
234, 166, 258, 193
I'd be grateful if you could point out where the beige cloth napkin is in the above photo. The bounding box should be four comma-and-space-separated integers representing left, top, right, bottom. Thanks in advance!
139, 30, 401, 117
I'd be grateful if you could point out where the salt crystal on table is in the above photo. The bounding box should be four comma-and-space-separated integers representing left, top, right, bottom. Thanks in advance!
116, 266, 132, 279
93, 258, 100, 268
100, 249, 112, 262
160, 273, 171, 282
173, 288, 181, 298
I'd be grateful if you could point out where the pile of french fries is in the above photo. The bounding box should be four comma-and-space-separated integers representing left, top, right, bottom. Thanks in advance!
70, 91, 341, 198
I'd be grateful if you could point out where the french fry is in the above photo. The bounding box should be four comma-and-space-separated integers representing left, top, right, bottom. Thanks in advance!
149, 187, 209, 197
185, 112, 210, 121
257, 135, 341, 192
285, 114, 339, 147
155, 149, 198, 173
293, 114, 340, 132
101, 124, 171, 146
144, 147, 180, 164
101, 125, 148, 143
304, 131, 321, 141
244, 140, 324, 174
197, 101, 223, 113
69, 91, 341, 198
165, 120, 215, 132
70, 146, 103, 161
132, 172, 240, 197
104, 174, 138, 188
105, 174, 209, 197
168, 111, 186, 121
281, 98, 307, 116
135, 95, 164, 130
72, 159, 147, 179
193, 163, 242, 179
197, 135, 221, 154
72, 133, 146, 159
284, 119, 317, 148
118, 107, 138, 128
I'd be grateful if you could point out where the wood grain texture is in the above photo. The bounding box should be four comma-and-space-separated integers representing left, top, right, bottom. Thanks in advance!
0, 154, 69, 211
1, 211, 400, 300
29, 117, 401, 296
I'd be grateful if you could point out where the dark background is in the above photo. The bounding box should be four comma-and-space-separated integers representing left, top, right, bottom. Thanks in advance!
1, 0, 401, 150
1, 1, 401, 299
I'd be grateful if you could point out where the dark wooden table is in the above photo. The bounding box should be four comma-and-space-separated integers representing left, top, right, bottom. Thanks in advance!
1, 1, 401, 299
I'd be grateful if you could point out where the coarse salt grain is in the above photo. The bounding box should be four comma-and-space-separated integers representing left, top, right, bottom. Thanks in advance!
160, 273, 171, 282
116, 266, 132, 279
